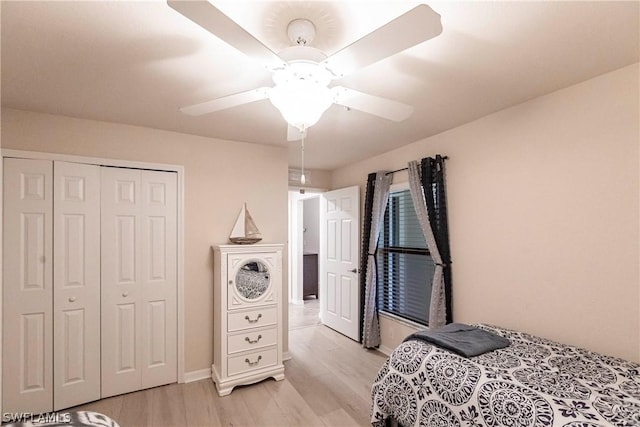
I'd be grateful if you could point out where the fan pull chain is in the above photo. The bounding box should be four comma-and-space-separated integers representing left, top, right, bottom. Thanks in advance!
300, 130, 306, 186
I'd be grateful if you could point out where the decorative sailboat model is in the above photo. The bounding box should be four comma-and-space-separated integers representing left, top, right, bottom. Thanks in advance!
229, 203, 262, 244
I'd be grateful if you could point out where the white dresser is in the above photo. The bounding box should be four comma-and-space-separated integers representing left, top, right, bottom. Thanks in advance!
212, 244, 285, 396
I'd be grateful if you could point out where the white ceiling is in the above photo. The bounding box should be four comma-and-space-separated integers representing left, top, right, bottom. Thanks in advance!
2, 1, 638, 170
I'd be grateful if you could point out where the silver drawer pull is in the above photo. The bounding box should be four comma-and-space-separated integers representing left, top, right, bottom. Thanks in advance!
244, 313, 262, 323
245, 335, 262, 344
245, 355, 262, 366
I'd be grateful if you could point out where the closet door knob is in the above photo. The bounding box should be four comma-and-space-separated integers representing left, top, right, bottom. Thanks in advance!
68, 297, 76, 303
122, 292, 129, 297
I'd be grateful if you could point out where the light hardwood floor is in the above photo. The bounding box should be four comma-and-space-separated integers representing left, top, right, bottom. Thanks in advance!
72, 299, 388, 426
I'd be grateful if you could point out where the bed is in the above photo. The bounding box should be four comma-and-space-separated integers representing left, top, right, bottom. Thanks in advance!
371, 324, 640, 427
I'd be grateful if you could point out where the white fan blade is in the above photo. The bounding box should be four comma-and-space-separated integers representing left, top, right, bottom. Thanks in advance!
180, 87, 270, 116
332, 86, 413, 122
287, 124, 307, 141
322, 4, 442, 78
167, 1, 286, 70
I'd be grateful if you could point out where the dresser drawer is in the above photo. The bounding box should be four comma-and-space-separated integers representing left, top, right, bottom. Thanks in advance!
227, 327, 277, 354
227, 347, 278, 376
228, 306, 276, 332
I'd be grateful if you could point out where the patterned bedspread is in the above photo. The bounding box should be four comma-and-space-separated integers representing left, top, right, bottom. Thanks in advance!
3, 411, 119, 427
371, 325, 640, 426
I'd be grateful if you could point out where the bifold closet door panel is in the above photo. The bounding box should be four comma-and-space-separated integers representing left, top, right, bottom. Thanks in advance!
2, 158, 54, 413
101, 167, 177, 398
101, 167, 143, 398
140, 170, 177, 389
53, 161, 101, 410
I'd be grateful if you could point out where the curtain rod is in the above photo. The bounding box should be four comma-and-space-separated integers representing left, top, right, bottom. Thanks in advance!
386, 156, 448, 175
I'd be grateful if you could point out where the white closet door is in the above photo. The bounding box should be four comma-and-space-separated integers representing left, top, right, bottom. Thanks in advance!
53, 161, 101, 410
140, 171, 177, 389
101, 167, 177, 398
101, 167, 143, 397
2, 158, 53, 413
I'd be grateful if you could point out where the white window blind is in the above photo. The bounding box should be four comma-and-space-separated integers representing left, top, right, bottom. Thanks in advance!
376, 189, 435, 326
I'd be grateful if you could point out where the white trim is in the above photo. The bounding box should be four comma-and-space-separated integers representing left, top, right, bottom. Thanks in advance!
176, 165, 186, 383
389, 181, 410, 193
0, 149, 187, 386
282, 351, 292, 361
377, 345, 394, 357
287, 195, 304, 303
287, 186, 327, 194
184, 368, 212, 383
2, 149, 179, 173
379, 310, 425, 331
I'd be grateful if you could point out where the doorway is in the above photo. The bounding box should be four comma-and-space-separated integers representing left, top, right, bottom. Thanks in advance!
288, 190, 321, 328
287, 185, 361, 341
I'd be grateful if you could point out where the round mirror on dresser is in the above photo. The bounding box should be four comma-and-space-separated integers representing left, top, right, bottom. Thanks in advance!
234, 260, 270, 300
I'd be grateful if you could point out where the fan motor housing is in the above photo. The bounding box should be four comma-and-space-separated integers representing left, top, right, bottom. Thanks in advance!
278, 45, 327, 64
272, 60, 331, 86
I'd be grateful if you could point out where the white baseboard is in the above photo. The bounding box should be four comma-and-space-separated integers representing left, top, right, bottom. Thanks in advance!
377, 345, 393, 356
283, 351, 292, 361
184, 367, 212, 383
290, 299, 304, 305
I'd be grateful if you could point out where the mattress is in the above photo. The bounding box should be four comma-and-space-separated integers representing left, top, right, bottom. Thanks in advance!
371, 324, 640, 426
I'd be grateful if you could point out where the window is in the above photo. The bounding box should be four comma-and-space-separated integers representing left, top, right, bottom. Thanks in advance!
376, 187, 435, 326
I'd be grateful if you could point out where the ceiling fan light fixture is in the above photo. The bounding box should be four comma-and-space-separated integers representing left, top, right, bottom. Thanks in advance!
269, 81, 333, 131
269, 61, 334, 131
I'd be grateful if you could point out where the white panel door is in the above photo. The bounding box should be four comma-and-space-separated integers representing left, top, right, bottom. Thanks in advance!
101, 167, 143, 397
140, 170, 177, 389
53, 161, 101, 410
3, 158, 53, 413
101, 167, 177, 398
319, 186, 360, 341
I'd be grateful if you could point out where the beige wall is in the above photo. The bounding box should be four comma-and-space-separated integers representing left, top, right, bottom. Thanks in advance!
1, 108, 290, 373
332, 63, 640, 362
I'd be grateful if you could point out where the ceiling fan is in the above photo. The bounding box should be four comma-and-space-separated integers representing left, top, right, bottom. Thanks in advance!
168, 1, 442, 140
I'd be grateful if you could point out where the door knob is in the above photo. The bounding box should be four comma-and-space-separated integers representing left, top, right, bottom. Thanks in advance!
122, 292, 129, 297
349, 268, 358, 273
68, 296, 76, 303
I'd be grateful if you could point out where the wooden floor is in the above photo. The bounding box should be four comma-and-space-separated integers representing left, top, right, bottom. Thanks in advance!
73, 299, 388, 426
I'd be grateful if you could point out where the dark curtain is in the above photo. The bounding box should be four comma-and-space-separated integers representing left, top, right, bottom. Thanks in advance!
358, 173, 377, 343
421, 155, 453, 323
